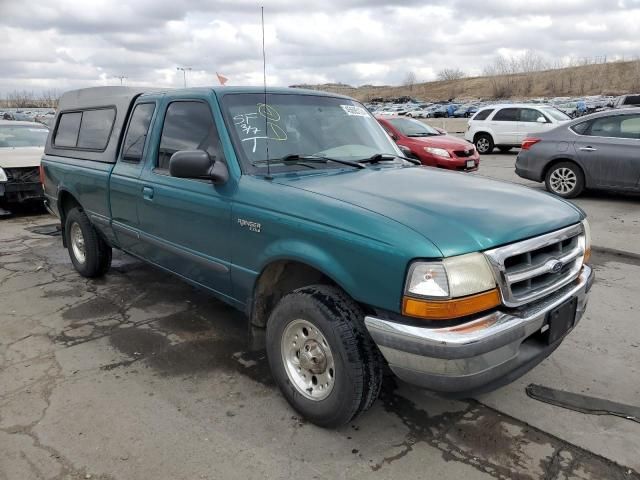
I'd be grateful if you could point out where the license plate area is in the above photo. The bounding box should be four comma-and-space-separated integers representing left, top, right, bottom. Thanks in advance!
466, 160, 475, 168
544, 297, 578, 344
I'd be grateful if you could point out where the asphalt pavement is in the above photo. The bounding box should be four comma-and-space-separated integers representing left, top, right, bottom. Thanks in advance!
1, 154, 639, 479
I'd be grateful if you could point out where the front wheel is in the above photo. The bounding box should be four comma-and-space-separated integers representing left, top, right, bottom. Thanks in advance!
266, 285, 383, 428
65, 207, 112, 277
545, 162, 585, 198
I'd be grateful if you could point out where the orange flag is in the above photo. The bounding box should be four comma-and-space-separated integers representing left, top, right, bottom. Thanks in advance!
216, 73, 228, 85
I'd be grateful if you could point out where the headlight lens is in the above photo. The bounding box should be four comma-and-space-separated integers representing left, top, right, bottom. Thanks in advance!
0, 167, 7, 182
406, 252, 496, 299
424, 146, 450, 158
581, 219, 591, 263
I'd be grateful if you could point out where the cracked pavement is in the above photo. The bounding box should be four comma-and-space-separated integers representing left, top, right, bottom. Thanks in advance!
1, 211, 639, 480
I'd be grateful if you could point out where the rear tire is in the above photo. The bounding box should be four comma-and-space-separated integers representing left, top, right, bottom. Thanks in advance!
474, 134, 494, 154
545, 162, 585, 198
266, 285, 383, 428
65, 207, 112, 278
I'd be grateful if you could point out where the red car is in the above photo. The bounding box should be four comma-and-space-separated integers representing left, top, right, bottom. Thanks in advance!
376, 116, 479, 171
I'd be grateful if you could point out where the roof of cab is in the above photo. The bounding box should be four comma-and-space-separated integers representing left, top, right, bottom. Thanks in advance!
45, 86, 356, 164
136, 85, 354, 100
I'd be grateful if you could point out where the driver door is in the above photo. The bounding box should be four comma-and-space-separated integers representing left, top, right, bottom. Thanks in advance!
136, 97, 233, 296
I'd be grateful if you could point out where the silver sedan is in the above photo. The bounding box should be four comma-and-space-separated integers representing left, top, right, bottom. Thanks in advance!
515, 108, 640, 197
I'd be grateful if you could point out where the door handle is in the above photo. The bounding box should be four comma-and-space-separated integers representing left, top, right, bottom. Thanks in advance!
579, 146, 597, 152
142, 186, 154, 200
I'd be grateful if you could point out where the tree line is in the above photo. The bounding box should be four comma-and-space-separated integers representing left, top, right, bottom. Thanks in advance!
1, 90, 60, 108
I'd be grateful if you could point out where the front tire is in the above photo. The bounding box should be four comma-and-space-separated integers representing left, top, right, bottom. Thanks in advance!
266, 285, 383, 428
474, 134, 494, 154
545, 162, 585, 198
65, 207, 112, 278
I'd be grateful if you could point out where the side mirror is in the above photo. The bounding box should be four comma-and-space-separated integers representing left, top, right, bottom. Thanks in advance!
536, 116, 547, 123
169, 150, 229, 184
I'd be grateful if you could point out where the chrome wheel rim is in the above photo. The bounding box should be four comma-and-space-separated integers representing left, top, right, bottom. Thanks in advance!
549, 167, 577, 195
281, 319, 335, 401
476, 137, 490, 153
70, 222, 86, 264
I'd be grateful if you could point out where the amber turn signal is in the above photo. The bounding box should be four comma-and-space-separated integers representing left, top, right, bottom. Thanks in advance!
402, 289, 501, 320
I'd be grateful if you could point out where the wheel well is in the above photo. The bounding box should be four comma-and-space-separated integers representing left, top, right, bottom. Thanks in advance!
249, 260, 337, 330
57, 191, 81, 246
473, 131, 491, 142
542, 159, 585, 183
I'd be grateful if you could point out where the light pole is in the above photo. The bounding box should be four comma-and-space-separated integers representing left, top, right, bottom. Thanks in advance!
176, 67, 192, 88
112, 75, 127, 85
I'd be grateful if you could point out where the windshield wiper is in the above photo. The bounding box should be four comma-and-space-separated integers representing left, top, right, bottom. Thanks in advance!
358, 153, 421, 165
254, 154, 365, 170
407, 133, 436, 137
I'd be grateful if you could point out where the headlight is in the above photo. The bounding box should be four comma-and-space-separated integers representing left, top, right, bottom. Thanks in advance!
403, 253, 500, 320
581, 219, 591, 264
0, 167, 7, 182
424, 146, 450, 158
406, 253, 496, 299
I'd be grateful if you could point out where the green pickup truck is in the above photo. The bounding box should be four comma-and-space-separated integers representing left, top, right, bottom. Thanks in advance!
42, 86, 594, 427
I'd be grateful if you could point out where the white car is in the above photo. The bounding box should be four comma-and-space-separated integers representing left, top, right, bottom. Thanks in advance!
0, 120, 48, 215
464, 104, 571, 154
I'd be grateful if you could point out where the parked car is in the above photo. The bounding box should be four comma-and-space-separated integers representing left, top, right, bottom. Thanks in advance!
613, 94, 640, 109
516, 108, 640, 197
405, 108, 426, 118
42, 86, 593, 427
0, 120, 48, 215
465, 104, 572, 154
377, 116, 479, 171
453, 105, 478, 118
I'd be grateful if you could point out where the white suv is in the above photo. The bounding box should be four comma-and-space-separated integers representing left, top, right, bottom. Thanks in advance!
464, 104, 571, 154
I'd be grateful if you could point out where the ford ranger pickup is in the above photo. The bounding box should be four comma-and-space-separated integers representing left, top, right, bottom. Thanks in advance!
41, 86, 594, 427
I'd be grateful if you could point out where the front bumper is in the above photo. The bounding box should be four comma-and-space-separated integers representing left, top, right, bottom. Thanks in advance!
365, 265, 593, 396
0, 181, 44, 204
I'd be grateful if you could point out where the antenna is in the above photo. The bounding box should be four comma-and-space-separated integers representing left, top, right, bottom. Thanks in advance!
261, 6, 271, 178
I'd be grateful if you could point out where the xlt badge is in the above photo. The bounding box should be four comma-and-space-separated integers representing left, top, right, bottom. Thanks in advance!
238, 218, 261, 233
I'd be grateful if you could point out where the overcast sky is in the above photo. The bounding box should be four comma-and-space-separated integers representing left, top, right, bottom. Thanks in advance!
1, 0, 639, 94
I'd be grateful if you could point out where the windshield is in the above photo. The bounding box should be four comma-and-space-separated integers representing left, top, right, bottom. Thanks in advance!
387, 117, 440, 136
541, 108, 571, 121
0, 125, 48, 147
221, 93, 401, 173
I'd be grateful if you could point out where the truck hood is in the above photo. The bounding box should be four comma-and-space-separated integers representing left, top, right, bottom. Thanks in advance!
0, 147, 43, 168
275, 166, 583, 257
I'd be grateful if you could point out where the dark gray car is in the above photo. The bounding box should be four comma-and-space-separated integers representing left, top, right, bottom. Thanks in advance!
515, 108, 640, 197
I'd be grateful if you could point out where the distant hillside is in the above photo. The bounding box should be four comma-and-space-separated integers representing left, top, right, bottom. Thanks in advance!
295, 60, 640, 102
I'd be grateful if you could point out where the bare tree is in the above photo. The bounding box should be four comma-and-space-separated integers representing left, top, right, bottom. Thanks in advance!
437, 68, 466, 81
403, 71, 417, 91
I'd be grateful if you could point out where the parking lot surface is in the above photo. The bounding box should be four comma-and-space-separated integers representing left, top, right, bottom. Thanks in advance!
2, 159, 639, 479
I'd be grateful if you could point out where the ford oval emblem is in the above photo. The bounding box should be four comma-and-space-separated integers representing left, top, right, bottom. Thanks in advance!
550, 260, 563, 274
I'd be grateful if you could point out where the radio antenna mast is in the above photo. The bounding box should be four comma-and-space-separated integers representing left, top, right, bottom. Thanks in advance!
261, 6, 271, 178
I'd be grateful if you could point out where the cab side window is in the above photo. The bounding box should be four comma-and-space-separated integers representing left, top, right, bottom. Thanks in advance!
121, 103, 155, 163
157, 101, 225, 171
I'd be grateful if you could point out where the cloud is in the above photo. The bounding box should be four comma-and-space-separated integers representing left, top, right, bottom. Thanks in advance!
0, 0, 639, 94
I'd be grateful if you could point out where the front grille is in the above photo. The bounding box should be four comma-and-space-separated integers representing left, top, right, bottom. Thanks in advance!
484, 223, 586, 307
454, 148, 475, 158
5, 167, 39, 183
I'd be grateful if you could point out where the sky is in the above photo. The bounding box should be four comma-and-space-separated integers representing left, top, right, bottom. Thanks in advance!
0, 0, 639, 95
